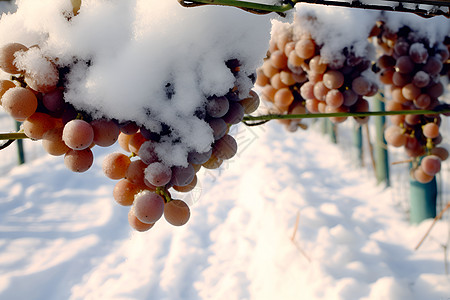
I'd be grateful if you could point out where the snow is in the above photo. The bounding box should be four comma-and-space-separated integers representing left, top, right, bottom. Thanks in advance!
0, 121, 449, 300
0, 1, 449, 299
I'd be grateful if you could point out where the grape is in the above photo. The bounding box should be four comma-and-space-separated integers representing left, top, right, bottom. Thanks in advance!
64, 148, 94, 172
222, 102, 244, 125
402, 83, 421, 100
91, 119, 120, 147
188, 148, 212, 165
392, 71, 411, 87
274, 87, 294, 108
173, 175, 197, 193
144, 162, 172, 187
125, 159, 148, 187
377, 55, 396, 69
118, 132, 132, 152
325, 89, 344, 108
379, 69, 394, 85
212, 134, 237, 160
305, 99, 320, 113
421, 155, 441, 176
404, 114, 421, 126
308, 72, 323, 84
113, 179, 142, 206
261, 59, 278, 78
202, 154, 223, 169
309, 56, 327, 74
103, 152, 131, 180
412, 71, 430, 88
413, 94, 431, 109
313, 81, 329, 101
22, 112, 57, 140
322, 70, 344, 89
395, 56, 414, 74
42, 127, 70, 156
391, 87, 408, 104
0, 80, 16, 104
0, 43, 28, 74
62, 119, 94, 150
426, 82, 444, 98
240, 90, 260, 114
385, 126, 407, 147
423, 56, 443, 75
413, 166, 434, 184
409, 42, 428, 64
431, 147, 449, 161
255, 68, 269, 86
164, 200, 190, 226
138, 141, 159, 165
1, 87, 38, 121
351, 76, 371, 96
119, 121, 139, 135
128, 131, 147, 153
206, 96, 229, 118
270, 50, 287, 69
24, 62, 59, 93
42, 88, 65, 115
170, 164, 195, 187
394, 40, 410, 57
300, 81, 315, 100
270, 73, 288, 90
279, 71, 296, 86
261, 85, 276, 102
422, 122, 440, 139
133, 191, 165, 224
128, 209, 154, 232
405, 137, 425, 157
295, 39, 316, 59
287, 51, 304, 69
342, 89, 358, 107
207, 118, 227, 141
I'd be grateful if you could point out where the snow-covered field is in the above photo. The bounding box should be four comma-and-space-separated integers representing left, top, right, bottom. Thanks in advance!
0, 120, 449, 300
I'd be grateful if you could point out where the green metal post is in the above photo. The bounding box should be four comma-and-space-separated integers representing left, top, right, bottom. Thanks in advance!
410, 176, 437, 224
15, 121, 25, 165
373, 93, 390, 187
354, 123, 363, 167
326, 119, 337, 144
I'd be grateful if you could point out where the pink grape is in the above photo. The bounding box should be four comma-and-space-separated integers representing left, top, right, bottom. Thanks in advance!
422, 123, 440, 139
0, 43, 28, 74
133, 191, 165, 224
91, 119, 120, 147
103, 152, 131, 180
144, 162, 172, 187
62, 119, 94, 150
164, 200, 190, 226
1, 86, 38, 121
64, 148, 94, 173
421, 155, 441, 176
128, 209, 154, 232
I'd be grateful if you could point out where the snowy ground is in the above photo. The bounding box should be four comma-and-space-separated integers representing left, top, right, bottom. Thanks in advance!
0, 120, 449, 300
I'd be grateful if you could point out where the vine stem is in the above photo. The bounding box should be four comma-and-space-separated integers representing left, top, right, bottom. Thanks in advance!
178, 0, 450, 17
242, 108, 450, 124
0, 132, 28, 140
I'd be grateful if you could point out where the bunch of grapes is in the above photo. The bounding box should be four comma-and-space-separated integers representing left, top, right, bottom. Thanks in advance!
255, 17, 378, 128
255, 23, 308, 132
0, 42, 260, 231
375, 23, 450, 183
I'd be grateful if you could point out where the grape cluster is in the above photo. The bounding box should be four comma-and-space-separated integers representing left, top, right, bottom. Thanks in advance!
255, 18, 378, 128
0, 42, 260, 231
375, 24, 450, 183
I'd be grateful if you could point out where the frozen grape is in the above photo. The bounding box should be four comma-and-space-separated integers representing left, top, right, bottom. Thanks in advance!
206, 96, 229, 118
144, 162, 172, 187
295, 39, 315, 59
91, 119, 120, 147
114, 179, 142, 206
133, 191, 165, 224
128, 209, 154, 232
42, 127, 70, 156
212, 134, 237, 160
103, 152, 131, 180
421, 155, 441, 176
1, 87, 38, 121
0, 43, 28, 74
62, 119, 94, 150
64, 148, 94, 173
385, 126, 407, 147
170, 164, 195, 187
22, 112, 57, 140
164, 200, 190, 226
322, 70, 344, 89
422, 122, 440, 139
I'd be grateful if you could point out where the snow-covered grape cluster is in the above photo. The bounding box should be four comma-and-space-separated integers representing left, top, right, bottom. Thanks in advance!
255, 9, 379, 130
374, 22, 450, 183
0, 8, 260, 232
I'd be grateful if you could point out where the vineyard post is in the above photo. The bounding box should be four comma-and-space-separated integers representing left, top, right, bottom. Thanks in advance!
409, 174, 437, 224
15, 121, 24, 165
353, 123, 363, 167
373, 93, 390, 187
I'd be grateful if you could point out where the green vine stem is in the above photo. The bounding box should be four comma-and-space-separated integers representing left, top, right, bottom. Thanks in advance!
0, 132, 28, 140
156, 186, 172, 203
178, 0, 450, 18
242, 107, 450, 125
